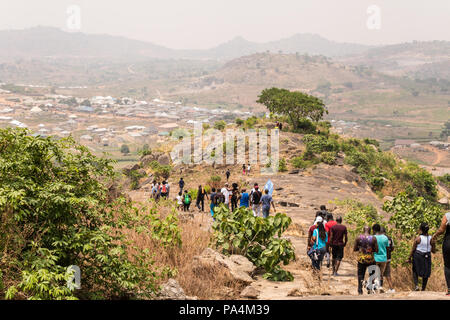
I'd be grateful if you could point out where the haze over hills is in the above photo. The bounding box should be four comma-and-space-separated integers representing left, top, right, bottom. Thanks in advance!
0, 26, 371, 61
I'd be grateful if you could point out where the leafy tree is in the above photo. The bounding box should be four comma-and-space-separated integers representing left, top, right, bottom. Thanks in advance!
212, 206, 295, 281
0, 128, 179, 299
257, 88, 327, 131
213, 120, 226, 131
440, 120, 450, 140
120, 144, 130, 155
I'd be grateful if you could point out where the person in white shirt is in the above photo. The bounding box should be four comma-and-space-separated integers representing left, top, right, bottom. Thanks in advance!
221, 183, 230, 210
176, 192, 183, 210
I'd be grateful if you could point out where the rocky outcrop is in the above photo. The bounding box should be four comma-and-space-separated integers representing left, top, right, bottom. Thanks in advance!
157, 279, 197, 300
240, 285, 260, 299
192, 248, 255, 284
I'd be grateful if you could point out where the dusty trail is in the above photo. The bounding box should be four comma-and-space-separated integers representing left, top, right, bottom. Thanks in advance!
129, 163, 450, 300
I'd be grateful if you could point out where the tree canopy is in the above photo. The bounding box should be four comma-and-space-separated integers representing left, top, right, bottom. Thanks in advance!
0, 128, 179, 299
256, 88, 328, 131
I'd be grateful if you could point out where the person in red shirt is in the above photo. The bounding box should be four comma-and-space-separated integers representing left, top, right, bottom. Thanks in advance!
323, 213, 337, 268
330, 216, 348, 276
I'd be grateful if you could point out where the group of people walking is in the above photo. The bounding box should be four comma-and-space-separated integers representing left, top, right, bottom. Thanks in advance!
307, 207, 450, 295
208, 182, 276, 218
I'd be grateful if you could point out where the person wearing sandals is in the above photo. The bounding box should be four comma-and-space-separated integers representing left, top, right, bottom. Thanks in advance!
409, 222, 435, 291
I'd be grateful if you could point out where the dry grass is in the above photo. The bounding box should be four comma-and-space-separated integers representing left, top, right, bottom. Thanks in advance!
126, 200, 244, 299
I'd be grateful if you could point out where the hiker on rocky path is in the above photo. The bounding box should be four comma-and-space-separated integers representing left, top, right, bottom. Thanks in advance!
354, 226, 378, 295
309, 217, 328, 273
182, 190, 191, 212
239, 188, 249, 208
160, 181, 169, 199
151, 181, 159, 200
178, 177, 185, 193
242, 164, 246, 175
250, 184, 262, 217
221, 183, 231, 210
154, 182, 161, 201
307, 212, 323, 254
209, 188, 217, 218
247, 163, 251, 175
176, 191, 183, 210
373, 223, 390, 292
324, 213, 336, 268
196, 185, 208, 212
381, 227, 395, 293
431, 211, 450, 295
329, 215, 348, 276
319, 205, 329, 219
261, 189, 276, 218
226, 169, 231, 182
409, 222, 435, 291
231, 183, 239, 211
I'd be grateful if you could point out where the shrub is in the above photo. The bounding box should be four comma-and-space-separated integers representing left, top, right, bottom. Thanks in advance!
208, 175, 222, 189
212, 206, 295, 281
320, 152, 337, 165
149, 161, 172, 180
235, 118, 244, 126
0, 128, 179, 300
383, 190, 443, 239
438, 174, 450, 188
213, 120, 226, 131
278, 158, 288, 172
120, 144, 130, 155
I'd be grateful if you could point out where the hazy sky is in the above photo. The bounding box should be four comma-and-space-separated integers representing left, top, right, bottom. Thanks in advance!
1, 0, 449, 49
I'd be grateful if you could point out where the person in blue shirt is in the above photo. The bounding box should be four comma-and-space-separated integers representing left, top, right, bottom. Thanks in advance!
373, 223, 390, 291
310, 218, 328, 272
239, 189, 249, 208
261, 189, 276, 218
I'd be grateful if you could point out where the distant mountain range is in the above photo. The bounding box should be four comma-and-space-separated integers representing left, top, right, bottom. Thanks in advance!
0, 26, 371, 61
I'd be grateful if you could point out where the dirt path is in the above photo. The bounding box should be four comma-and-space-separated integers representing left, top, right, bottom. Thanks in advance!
129, 163, 450, 300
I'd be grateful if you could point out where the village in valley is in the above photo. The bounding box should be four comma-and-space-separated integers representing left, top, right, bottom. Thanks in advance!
0, 83, 257, 167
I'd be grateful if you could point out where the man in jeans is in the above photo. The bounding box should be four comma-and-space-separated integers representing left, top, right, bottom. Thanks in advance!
260, 189, 276, 218
330, 215, 348, 276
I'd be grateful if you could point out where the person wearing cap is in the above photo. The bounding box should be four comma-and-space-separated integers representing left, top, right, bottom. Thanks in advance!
310, 216, 328, 272
307, 212, 323, 253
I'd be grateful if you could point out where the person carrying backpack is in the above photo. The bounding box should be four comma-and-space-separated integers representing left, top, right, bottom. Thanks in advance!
183, 190, 191, 212
250, 184, 262, 217
160, 181, 168, 199
226, 169, 231, 182
179, 178, 185, 193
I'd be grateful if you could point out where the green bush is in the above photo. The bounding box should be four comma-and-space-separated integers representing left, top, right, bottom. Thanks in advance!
0, 128, 180, 300
149, 161, 172, 180
212, 206, 295, 281
320, 152, 337, 165
278, 158, 288, 172
213, 120, 226, 131
383, 190, 443, 239
438, 174, 450, 188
